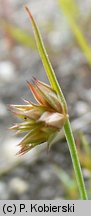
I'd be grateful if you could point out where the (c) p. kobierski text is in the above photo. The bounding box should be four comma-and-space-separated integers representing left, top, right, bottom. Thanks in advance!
20, 203, 75, 213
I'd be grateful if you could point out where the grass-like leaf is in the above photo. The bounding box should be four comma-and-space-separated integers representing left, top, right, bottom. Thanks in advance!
58, 0, 91, 65
25, 6, 67, 114
0, 19, 36, 49
54, 165, 78, 199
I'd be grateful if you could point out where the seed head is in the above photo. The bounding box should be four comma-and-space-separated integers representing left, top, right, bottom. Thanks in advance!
9, 78, 68, 155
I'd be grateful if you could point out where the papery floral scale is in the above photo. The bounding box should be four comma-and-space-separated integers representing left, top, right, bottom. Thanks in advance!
10, 78, 68, 155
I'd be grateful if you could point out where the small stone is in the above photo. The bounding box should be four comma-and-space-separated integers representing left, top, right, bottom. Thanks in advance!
75, 101, 89, 115
83, 169, 90, 179
9, 177, 28, 194
40, 169, 51, 181
2, 137, 45, 167
3, 137, 22, 165
0, 61, 16, 83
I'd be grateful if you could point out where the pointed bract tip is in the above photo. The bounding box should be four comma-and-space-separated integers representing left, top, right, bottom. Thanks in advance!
21, 98, 30, 104
26, 80, 30, 85
25, 5, 33, 21
26, 77, 38, 87
32, 76, 38, 82
9, 125, 16, 130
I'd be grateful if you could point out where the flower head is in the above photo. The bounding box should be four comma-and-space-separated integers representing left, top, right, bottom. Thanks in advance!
9, 78, 68, 155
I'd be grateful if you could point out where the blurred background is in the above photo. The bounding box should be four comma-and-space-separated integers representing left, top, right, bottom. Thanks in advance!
0, 0, 91, 199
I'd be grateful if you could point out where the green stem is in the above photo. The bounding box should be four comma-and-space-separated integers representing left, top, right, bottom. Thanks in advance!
25, 6, 88, 199
64, 118, 88, 199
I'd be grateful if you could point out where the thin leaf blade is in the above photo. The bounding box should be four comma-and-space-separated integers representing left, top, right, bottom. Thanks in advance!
25, 6, 67, 113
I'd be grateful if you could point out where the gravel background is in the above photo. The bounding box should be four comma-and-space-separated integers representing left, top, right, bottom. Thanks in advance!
0, 0, 91, 199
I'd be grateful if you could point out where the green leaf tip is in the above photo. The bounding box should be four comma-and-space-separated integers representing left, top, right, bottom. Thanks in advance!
25, 5, 68, 114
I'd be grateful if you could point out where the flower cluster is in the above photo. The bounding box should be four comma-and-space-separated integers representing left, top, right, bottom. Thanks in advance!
10, 78, 68, 155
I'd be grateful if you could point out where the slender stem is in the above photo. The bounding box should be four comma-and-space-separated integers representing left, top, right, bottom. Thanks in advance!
25, 6, 88, 199
64, 118, 88, 199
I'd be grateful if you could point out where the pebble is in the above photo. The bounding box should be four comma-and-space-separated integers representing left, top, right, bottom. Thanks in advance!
0, 61, 16, 83
40, 169, 52, 182
1, 137, 45, 169
83, 169, 91, 179
74, 101, 89, 115
9, 177, 28, 195
2, 137, 22, 166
